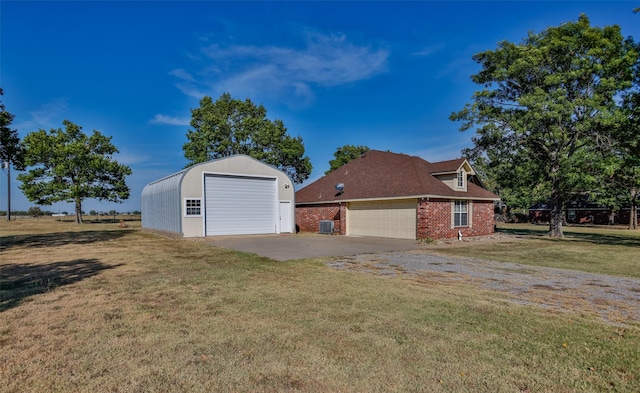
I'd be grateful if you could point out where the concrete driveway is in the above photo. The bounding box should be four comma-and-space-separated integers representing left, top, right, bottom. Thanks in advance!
207, 234, 422, 261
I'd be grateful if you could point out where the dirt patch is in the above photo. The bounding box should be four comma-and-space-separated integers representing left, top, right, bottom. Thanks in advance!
421, 233, 528, 248
328, 251, 640, 326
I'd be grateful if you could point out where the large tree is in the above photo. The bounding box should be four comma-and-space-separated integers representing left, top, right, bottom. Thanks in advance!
451, 15, 639, 237
183, 93, 312, 184
0, 88, 24, 221
325, 145, 370, 174
18, 120, 132, 224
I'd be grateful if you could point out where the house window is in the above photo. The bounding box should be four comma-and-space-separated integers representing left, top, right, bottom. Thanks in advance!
457, 170, 465, 188
184, 198, 202, 217
454, 200, 468, 227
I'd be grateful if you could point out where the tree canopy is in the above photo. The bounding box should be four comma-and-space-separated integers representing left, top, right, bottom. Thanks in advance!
183, 93, 312, 184
451, 15, 639, 237
17, 120, 132, 224
0, 88, 23, 221
0, 89, 20, 167
325, 145, 370, 174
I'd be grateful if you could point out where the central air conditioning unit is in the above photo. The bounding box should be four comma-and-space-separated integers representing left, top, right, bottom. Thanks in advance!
319, 220, 334, 234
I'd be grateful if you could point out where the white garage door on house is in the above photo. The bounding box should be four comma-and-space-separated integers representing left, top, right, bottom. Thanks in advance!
348, 199, 417, 239
205, 175, 277, 236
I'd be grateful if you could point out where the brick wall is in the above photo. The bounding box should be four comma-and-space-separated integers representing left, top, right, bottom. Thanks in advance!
468, 200, 496, 237
418, 199, 495, 239
295, 203, 346, 234
297, 199, 494, 239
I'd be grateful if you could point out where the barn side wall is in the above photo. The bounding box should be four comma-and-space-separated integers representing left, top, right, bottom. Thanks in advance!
141, 171, 185, 236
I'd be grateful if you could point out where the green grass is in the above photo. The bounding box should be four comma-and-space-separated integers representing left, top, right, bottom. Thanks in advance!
1, 221, 639, 392
433, 223, 640, 279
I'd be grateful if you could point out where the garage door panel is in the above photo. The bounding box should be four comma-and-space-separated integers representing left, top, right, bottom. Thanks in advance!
205, 175, 277, 236
348, 200, 417, 239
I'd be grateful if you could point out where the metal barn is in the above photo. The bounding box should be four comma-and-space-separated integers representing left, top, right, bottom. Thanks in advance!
141, 155, 296, 237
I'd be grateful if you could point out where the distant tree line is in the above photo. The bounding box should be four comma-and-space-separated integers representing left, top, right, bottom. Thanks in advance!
0, 209, 141, 217
0, 208, 59, 217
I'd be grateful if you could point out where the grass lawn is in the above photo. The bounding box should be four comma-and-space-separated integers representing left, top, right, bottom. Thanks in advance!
432, 223, 640, 279
1, 220, 639, 392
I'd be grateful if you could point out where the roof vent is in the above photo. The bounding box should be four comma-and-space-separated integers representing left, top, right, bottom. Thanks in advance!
319, 220, 334, 234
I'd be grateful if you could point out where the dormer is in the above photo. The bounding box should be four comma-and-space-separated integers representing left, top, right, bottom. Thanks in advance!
431, 159, 475, 192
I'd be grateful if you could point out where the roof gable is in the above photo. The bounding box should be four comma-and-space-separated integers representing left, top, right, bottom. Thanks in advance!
296, 150, 498, 204
429, 158, 475, 175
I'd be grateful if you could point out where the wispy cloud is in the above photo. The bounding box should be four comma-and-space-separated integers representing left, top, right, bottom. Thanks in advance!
171, 31, 390, 107
412, 43, 445, 57
168, 68, 208, 99
150, 114, 191, 126
111, 150, 147, 166
14, 97, 69, 132
169, 68, 196, 82
409, 136, 474, 162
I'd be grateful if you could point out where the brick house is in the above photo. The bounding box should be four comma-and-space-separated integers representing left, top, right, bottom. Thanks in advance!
295, 150, 500, 240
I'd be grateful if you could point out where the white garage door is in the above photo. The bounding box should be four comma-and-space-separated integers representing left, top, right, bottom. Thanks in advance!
348, 199, 417, 239
205, 175, 277, 236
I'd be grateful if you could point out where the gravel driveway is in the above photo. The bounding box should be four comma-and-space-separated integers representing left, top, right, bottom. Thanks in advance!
328, 251, 640, 326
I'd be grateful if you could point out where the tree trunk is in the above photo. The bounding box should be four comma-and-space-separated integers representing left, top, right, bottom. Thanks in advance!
74, 198, 83, 224
609, 210, 616, 225
630, 188, 638, 230
547, 163, 564, 238
548, 192, 564, 238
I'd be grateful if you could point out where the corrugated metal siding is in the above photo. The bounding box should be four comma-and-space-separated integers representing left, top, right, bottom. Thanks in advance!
141, 170, 186, 235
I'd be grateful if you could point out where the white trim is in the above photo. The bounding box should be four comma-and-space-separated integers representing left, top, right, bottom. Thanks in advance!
456, 170, 466, 189
451, 200, 470, 228
183, 198, 203, 218
201, 170, 278, 180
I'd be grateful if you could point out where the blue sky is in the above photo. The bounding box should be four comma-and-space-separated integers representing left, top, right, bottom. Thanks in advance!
1, 1, 639, 213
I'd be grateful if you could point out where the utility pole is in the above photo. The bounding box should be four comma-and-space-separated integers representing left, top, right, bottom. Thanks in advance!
6, 161, 11, 221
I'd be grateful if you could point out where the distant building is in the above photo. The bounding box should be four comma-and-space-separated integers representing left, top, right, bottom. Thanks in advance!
529, 198, 637, 225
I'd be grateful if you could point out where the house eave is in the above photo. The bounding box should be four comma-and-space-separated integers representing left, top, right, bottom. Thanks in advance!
295, 193, 500, 205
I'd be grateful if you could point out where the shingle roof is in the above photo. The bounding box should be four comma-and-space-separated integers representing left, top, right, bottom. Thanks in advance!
428, 158, 468, 174
295, 150, 499, 204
